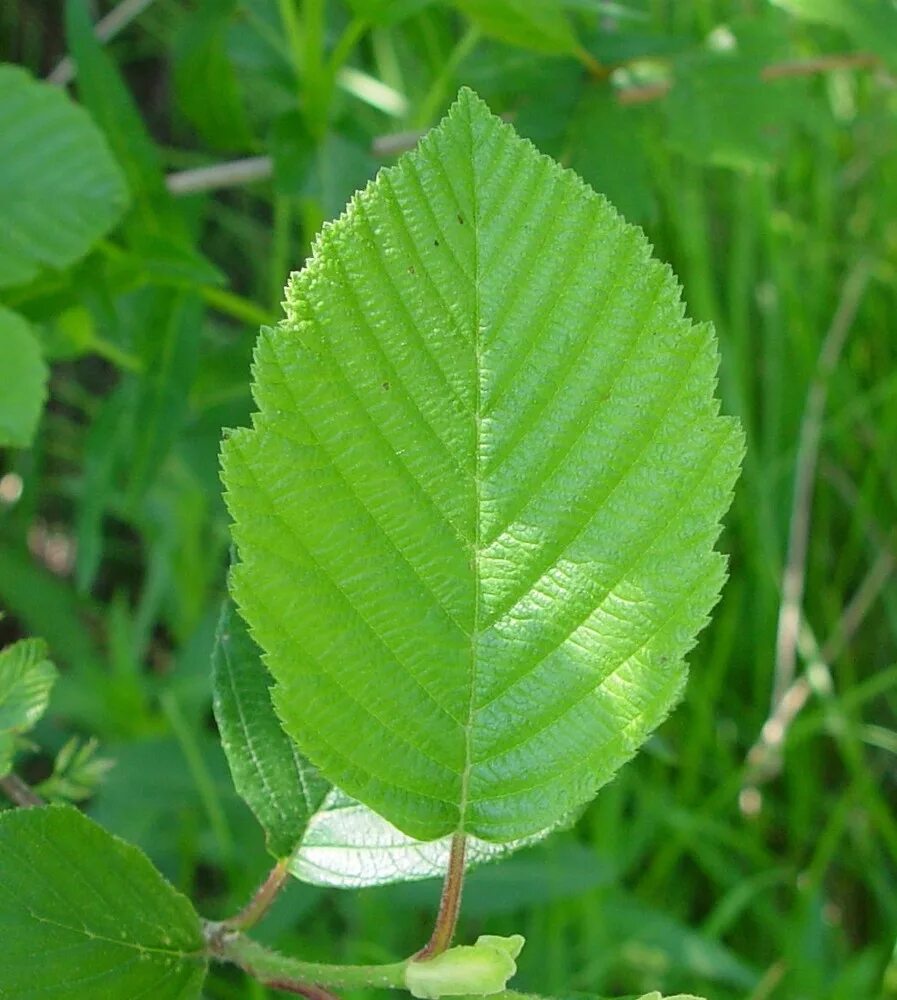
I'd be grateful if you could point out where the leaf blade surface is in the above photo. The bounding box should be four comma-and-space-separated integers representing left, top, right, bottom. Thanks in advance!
0, 64, 128, 288
0, 805, 206, 999
222, 88, 743, 843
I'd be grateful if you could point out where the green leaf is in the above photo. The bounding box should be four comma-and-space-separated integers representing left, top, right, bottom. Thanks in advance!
222, 87, 743, 843
0, 637, 57, 739
213, 603, 550, 881
0, 64, 128, 288
664, 25, 807, 170
0, 805, 207, 998
173, 0, 253, 151
64, 0, 183, 236
0, 306, 48, 448
127, 291, 204, 502
213, 601, 330, 859
452, 0, 580, 55
771, 0, 897, 70
347, 0, 439, 24
565, 88, 657, 223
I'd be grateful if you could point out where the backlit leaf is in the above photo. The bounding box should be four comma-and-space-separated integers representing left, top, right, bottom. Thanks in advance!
222, 88, 743, 844
0, 637, 57, 738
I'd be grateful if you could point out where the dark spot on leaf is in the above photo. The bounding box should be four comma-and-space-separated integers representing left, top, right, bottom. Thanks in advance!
457, 213, 464, 225
408, 265, 416, 275
382, 381, 390, 391
433, 239, 440, 246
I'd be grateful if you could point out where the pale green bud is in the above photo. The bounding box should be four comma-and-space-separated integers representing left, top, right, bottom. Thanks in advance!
404, 934, 525, 999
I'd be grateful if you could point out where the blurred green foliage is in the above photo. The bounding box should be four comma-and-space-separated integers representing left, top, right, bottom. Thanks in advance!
1, 2, 896, 999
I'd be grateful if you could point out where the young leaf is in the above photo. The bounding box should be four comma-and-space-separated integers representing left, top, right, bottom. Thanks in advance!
0, 637, 57, 746
222, 88, 743, 844
0, 65, 128, 288
213, 601, 330, 859
0, 806, 207, 998
0, 307, 48, 449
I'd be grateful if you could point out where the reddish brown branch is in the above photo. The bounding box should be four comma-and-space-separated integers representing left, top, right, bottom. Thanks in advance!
617, 51, 881, 107
0, 772, 45, 808
225, 857, 292, 932
415, 833, 467, 959
263, 979, 340, 1000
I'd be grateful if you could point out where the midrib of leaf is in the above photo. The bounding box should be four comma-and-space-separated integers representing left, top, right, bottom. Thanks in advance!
460, 96, 483, 837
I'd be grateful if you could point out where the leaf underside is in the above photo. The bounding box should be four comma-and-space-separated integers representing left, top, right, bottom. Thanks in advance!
222, 88, 743, 843
292, 787, 552, 888
213, 601, 330, 859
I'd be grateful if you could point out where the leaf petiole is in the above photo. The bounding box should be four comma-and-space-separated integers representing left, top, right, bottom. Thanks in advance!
223, 856, 293, 932
415, 832, 467, 959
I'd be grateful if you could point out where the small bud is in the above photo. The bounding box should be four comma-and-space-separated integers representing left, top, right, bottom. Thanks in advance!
405, 934, 526, 999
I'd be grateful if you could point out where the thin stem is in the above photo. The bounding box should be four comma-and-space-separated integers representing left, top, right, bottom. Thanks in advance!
617, 50, 881, 106
165, 156, 273, 195
772, 261, 871, 709
226, 858, 292, 932
0, 772, 44, 808
160, 691, 234, 861
199, 286, 278, 327
416, 832, 466, 959
302, 0, 329, 135
207, 927, 408, 991
760, 51, 880, 80
48, 0, 159, 86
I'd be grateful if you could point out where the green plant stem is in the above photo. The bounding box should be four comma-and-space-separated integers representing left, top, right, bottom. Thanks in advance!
328, 16, 368, 78
160, 690, 233, 861
207, 928, 408, 992
301, 0, 328, 135
416, 832, 467, 959
414, 26, 481, 128
199, 286, 277, 327
225, 857, 292, 932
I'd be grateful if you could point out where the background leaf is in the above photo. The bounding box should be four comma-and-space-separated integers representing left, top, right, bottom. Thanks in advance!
213, 601, 330, 859
0, 806, 207, 998
771, 0, 897, 70
0, 64, 128, 288
0, 637, 57, 735
222, 88, 743, 845
452, 0, 581, 55
173, 0, 253, 151
0, 306, 48, 448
